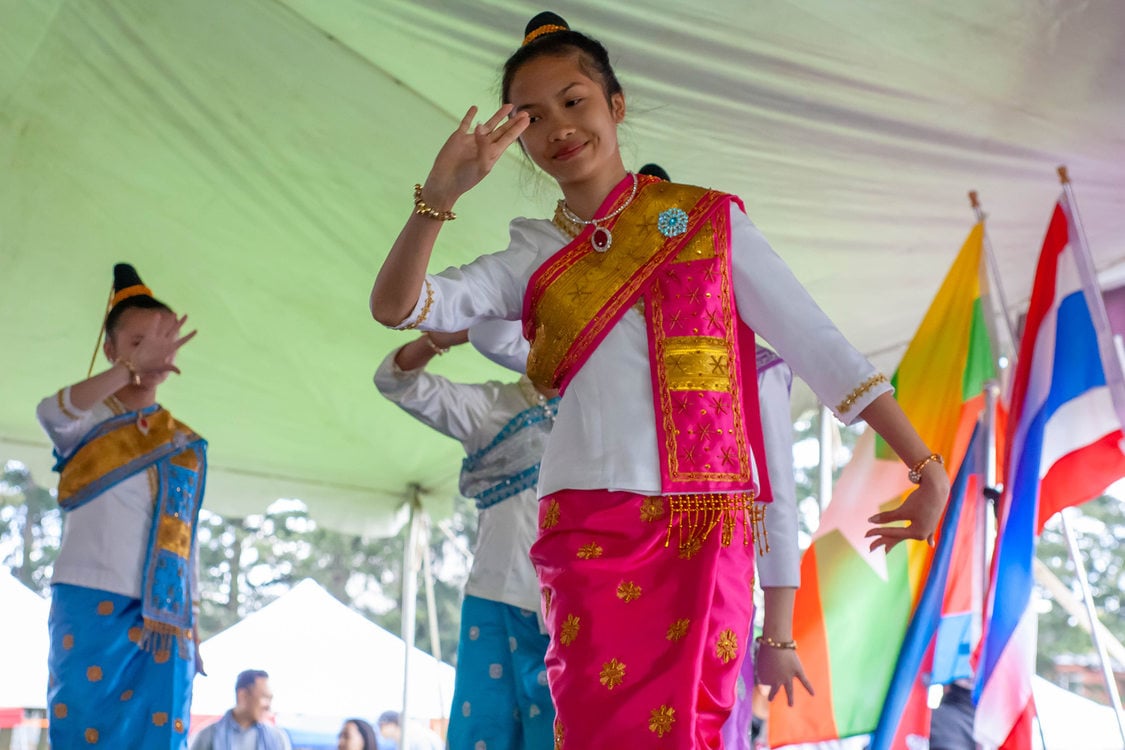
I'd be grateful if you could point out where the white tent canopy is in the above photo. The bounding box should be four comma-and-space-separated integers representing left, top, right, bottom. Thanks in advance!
2, 1, 1123, 531
0, 573, 50, 710
192, 578, 455, 721
1033, 675, 1125, 750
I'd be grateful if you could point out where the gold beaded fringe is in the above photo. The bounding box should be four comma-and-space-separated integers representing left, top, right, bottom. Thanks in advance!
663, 493, 769, 556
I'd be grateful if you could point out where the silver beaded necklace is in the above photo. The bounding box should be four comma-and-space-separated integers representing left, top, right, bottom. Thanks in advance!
558, 172, 639, 252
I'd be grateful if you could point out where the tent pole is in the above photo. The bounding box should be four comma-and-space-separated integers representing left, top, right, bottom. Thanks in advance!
422, 513, 442, 662
421, 512, 447, 728
817, 403, 833, 513
1059, 507, 1125, 745
400, 486, 423, 750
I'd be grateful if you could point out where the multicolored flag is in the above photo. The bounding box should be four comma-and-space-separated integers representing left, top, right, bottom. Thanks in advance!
869, 425, 984, 749
973, 194, 1125, 749
770, 223, 996, 748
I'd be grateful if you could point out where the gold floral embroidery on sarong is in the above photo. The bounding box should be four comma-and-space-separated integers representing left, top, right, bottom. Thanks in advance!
716, 628, 738, 664
559, 614, 581, 646
541, 499, 561, 529
599, 658, 626, 690
542, 588, 552, 616
616, 581, 642, 603
577, 542, 603, 560
666, 618, 691, 641
554, 719, 565, 750
649, 705, 676, 737
640, 496, 664, 522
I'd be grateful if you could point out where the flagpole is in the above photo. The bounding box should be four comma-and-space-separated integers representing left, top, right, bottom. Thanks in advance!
1059, 507, 1125, 745
1057, 166, 1125, 432
1056, 166, 1125, 746
978, 382, 999, 646
968, 191, 1019, 359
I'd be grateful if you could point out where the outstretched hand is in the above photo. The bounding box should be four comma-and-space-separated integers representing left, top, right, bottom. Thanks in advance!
130, 314, 197, 376
865, 469, 949, 552
423, 105, 530, 207
757, 645, 814, 707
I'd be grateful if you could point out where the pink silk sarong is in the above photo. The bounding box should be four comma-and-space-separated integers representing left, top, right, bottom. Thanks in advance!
531, 489, 756, 749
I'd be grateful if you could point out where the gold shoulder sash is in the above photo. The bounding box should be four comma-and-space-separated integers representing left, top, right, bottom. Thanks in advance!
523, 178, 733, 390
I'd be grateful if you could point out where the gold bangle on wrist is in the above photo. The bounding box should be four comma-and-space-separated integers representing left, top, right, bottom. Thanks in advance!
413, 184, 457, 221
422, 332, 449, 356
117, 358, 141, 386
908, 453, 944, 484
756, 635, 797, 650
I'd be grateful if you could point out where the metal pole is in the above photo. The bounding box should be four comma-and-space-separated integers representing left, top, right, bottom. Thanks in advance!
969, 191, 1019, 355
1059, 507, 1125, 746
818, 403, 833, 512
400, 487, 423, 750
978, 382, 1000, 649
422, 515, 442, 662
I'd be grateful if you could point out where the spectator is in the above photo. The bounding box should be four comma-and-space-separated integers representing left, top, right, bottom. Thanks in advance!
191, 669, 292, 750
376, 711, 442, 750
337, 718, 379, 750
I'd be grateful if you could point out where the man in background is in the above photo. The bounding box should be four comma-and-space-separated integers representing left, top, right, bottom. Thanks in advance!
191, 669, 292, 750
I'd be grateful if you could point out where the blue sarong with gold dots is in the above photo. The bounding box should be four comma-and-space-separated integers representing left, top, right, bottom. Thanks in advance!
48, 583, 194, 749
448, 595, 555, 750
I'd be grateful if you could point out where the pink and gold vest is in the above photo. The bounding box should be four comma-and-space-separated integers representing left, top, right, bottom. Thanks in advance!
523, 175, 773, 524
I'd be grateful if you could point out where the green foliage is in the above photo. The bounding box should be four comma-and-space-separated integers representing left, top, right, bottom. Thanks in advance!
1035, 495, 1125, 678
194, 495, 478, 665
0, 456, 477, 667
0, 461, 61, 592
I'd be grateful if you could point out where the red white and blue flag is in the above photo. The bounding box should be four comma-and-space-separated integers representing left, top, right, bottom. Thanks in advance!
973, 193, 1125, 748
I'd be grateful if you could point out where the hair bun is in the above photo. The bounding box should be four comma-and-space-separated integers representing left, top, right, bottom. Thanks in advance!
522, 11, 570, 46
639, 163, 670, 182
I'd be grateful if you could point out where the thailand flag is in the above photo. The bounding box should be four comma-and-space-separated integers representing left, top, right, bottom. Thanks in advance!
973, 193, 1125, 748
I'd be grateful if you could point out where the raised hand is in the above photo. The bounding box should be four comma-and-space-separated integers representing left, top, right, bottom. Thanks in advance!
129, 314, 197, 376
421, 104, 530, 208
865, 468, 949, 552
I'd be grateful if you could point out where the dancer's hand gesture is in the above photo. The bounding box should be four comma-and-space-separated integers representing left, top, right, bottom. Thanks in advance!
866, 466, 948, 552
129, 314, 197, 376
757, 645, 814, 707
421, 105, 530, 208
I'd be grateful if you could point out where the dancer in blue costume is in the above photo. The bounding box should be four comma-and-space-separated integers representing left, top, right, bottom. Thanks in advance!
37, 263, 202, 749
375, 322, 558, 750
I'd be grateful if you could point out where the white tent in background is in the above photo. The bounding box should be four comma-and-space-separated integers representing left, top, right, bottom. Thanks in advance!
1033, 674, 1124, 750
0, 572, 50, 710
192, 579, 454, 722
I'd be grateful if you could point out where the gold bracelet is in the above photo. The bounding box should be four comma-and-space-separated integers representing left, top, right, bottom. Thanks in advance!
413, 184, 456, 221
422, 332, 449, 356
908, 453, 944, 484
756, 635, 797, 650
117, 358, 141, 386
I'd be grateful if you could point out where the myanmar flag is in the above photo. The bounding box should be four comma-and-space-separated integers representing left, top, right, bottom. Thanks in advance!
770, 223, 996, 747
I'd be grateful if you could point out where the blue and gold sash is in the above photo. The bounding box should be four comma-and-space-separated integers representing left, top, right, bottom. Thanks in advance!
54, 404, 206, 654
460, 394, 560, 510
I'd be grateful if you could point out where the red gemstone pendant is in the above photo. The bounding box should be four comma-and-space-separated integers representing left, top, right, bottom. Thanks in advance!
592, 225, 613, 252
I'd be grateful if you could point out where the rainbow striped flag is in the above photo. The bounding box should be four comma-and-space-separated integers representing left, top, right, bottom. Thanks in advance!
770, 223, 996, 748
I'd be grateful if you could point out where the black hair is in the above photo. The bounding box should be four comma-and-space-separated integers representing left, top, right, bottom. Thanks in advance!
235, 669, 269, 694
104, 296, 173, 338
376, 710, 399, 727
343, 718, 379, 750
639, 163, 670, 181
501, 11, 623, 107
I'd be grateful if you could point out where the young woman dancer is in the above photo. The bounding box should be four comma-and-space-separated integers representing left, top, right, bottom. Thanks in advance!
370, 13, 949, 748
